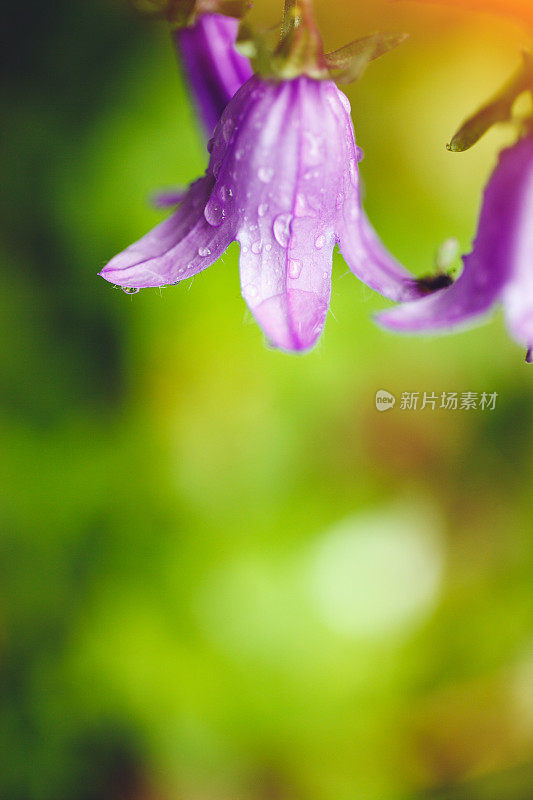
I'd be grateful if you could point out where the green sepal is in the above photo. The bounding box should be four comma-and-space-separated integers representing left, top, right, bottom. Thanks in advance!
240, 0, 408, 84
325, 32, 409, 84
448, 51, 533, 152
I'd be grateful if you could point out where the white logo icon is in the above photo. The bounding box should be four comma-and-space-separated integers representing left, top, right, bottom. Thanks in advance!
375, 390, 396, 411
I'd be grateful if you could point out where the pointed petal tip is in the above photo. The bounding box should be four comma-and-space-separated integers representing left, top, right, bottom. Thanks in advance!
251, 290, 328, 353
97, 262, 166, 289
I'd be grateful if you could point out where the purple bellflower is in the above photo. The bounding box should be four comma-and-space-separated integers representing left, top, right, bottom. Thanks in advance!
378, 135, 533, 363
378, 53, 533, 363
100, 74, 425, 351
100, 0, 422, 351
175, 13, 252, 137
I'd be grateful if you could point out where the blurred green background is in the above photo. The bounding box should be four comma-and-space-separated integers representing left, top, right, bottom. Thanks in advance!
2, 1, 533, 798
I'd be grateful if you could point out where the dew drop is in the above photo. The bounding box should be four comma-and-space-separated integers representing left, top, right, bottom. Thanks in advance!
251, 241, 263, 254
272, 213, 293, 248
303, 131, 322, 165
258, 202, 268, 217
198, 246, 211, 257
288, 258, 302, 279
219, 184, 233, 202
355, 145, 364, 163
314, 234, 326, 250
222, 117, 235, 142
338, 91, 351, 115
122, 286, 139, 294
204, 200, 225, 227
258, 166, 274, 183
349, 158, 357, 186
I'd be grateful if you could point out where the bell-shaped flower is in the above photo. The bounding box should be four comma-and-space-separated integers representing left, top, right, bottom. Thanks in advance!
175, 12, 252, 137
100, 72, 425, 352
377, 134, 533, 362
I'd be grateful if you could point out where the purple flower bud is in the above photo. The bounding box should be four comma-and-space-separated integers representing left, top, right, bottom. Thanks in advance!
377, 134, 533, 361
100, 75, 423, 352
175, 13, 253, 138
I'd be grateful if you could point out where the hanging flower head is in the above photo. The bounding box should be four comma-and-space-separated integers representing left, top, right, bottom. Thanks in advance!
132, 0, 252, 137
379, 134, 533, 362
377, 54, 533, 362
101, 0, 422, 352
175, 12, 253, 137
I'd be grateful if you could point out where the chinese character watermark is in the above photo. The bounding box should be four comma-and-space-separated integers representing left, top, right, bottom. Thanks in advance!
376, 390, 498, 411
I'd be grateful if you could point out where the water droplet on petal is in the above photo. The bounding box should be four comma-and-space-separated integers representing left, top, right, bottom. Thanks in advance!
204, 200, 225, 227
355, 145, 364, 163
219, 184, 233, 202
265, 243, 272, 252
258, 203, 268, 218
272, 213, 293, 248
122, 286, 139, 294
198, 246, 211, 257
251, 241, 263, 254
295, 194, 306, 217
222, 117, 235, 142
349, 158, 357, 186
288, 258, 302, 279
207, 137, 215, 153
315, 234, 326, 250
303, 131, 322, 165
258, 166, 274, 183
339, 91, 351, 115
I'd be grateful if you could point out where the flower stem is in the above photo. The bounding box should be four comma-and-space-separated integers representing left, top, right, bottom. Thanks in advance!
276, 0, 328, 78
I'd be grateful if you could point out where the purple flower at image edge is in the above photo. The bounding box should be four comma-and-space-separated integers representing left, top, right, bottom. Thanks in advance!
100, 75, 426, 352
377, 135, 533, 362
176, 13, 253, 138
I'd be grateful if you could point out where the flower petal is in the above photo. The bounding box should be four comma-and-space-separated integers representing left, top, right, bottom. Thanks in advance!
176, 13, 253, 138
240, 222, 335, 351
99, 176, 235, 288
334, 117, 423, 302
377, 138, 531, 332
215, 78, 343, 350
501, 138, 533, 353
324, 88, 421, 302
